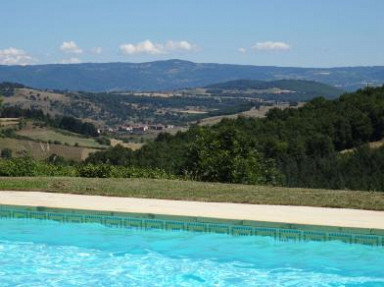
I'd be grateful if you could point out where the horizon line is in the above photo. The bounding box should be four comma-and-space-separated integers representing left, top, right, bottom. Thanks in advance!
1, 59, 384, 69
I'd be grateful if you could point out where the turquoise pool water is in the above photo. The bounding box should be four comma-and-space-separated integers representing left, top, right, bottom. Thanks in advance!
1, 218, 384, 287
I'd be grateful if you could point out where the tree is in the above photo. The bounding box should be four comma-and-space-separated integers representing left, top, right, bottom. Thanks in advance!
184, 126, 282, 185
1, 148, 12, 159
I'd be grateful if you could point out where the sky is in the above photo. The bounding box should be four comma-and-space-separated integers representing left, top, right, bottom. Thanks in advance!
0, 0, 383, 67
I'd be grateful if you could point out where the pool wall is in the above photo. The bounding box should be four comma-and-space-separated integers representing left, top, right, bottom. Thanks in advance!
1, 204, 383, 247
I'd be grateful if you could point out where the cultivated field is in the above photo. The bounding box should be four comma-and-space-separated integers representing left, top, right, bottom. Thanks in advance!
0, 138, 98, 161
16, 124, 106, 148
198, 104, 287, 126
0, 118, 20, 127
110, 139, 144, 150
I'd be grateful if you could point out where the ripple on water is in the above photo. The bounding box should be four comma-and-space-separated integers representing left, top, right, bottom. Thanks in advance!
0, 218, 383, 286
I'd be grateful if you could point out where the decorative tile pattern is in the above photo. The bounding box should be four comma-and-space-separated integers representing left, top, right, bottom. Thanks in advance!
83, 215, 104, 224
186, 222, 207, 232
231, 226, 253, 236
165, 221, 185, 231
123, 218, 142, 229
0, 205, 383, 247
104, 216, 123, 227
208, 224, 230, 234
303, 231, 328, 242
144, 219, 164, 230
278, 229, 302, 242
13, 210, 29, 218
30, 211, 47, 220
328, 233, 353, 244
0, 209, 12, 218
354, 235, 381, 246
48, 213, 66, 222
254, 227, 277, 238
65, 214, 84, 223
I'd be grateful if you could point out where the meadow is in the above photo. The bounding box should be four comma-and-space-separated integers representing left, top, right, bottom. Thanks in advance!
0, 177, 383, 211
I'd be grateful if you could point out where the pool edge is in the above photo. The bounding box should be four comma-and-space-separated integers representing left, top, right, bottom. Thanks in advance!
1, 203, 383, 246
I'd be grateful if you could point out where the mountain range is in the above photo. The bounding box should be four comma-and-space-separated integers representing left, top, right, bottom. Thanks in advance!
0, 59, 383, 92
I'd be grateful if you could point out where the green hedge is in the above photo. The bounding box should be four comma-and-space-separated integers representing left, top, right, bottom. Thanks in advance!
0, 158, 176, 179
0, 158, 76, 177
77, 164, 177, 179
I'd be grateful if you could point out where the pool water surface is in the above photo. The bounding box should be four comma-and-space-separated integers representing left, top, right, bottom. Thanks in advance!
1, 217, 384, 286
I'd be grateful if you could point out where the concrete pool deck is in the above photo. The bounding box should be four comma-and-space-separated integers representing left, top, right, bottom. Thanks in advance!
0, 190, 384, 230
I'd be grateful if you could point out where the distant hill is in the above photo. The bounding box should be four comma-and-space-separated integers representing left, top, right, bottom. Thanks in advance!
0, 60, 383, 92
0, 79, 345, 126
205, 79, 343, 100
0, 83, 264, 126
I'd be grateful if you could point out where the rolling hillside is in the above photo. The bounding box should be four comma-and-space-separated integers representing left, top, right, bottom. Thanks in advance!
204, 79, 343, 101
0, 119, 104, 161
0, 80, 340, 127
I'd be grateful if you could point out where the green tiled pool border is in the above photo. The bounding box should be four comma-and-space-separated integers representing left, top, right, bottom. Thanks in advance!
1, 204, 383, 247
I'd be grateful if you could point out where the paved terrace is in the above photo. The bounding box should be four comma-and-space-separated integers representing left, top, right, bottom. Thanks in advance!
0, 191, 383, 230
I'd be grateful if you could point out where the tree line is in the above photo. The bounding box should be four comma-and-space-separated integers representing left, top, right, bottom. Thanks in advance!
86, 86, 384, 191
0, 106, 99, 137
1, 86, 384, 191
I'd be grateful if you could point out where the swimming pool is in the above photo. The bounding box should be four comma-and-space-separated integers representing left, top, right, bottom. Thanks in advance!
1, 205, 384, 286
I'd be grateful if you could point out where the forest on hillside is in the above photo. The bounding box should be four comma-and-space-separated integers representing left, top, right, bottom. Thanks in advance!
1, 85, 384, 191
86, 86, 384, 191
0, 80, 342, 127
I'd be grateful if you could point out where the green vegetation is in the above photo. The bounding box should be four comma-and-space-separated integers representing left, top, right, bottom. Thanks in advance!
0, 148, 12, 159
0, 80, 340, 127
0, 138, 97, 161
194, 102, 256, 119
206, 79, 343, 101
15, 125, 104, 148
2, 85, 384, 193
69, 91, 258, 125
0, 157, 175, 179
0, 157, 76, 177
0, 82, 25, 97
0, 102, 103, 161
88, 86, 384, 191
0, 177, 383, 210
1, 106, 99, 137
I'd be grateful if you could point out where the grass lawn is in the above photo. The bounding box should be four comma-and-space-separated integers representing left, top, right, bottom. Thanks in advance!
0, 177, 383, 211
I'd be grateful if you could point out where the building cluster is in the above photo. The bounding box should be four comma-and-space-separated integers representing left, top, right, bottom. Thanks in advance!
114, 124, 175, 134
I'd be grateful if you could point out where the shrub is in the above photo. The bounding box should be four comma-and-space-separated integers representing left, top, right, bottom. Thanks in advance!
0, 157, 76, 177
96, 137, 111, 146
1, 148, 12, 159
110, 166, 177, 179
77, 164, 112, 178
77, 164, 176, 179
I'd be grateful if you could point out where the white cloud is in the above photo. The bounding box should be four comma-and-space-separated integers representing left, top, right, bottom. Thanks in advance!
91, 47, 102, 54
252, 41, 291, 51
0, 47, 36, 65
120, 40, 163, 55
165, 40, 193, 51
238, 48, 247, 54
59, 41, 83, 54
120, 40, 196, 55
60, 57, 81, 64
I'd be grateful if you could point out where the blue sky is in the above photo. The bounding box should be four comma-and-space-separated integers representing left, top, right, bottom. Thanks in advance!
1, 0, 383, 67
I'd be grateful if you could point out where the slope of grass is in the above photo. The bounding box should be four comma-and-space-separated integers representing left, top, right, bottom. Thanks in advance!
206, 79, 343, 98
0, 138, 97, 161
16, 125, 106, 148
0, 177, 383, 211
